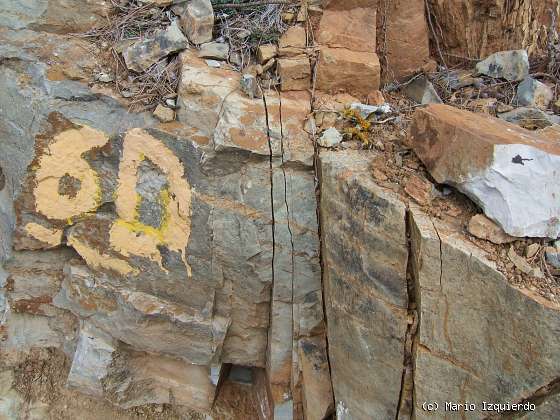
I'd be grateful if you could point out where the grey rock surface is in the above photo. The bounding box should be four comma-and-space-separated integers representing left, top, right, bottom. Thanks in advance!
476, 49, 529, 82
404, 75, 443, 104
516, 77, 554, 110
410, 207, 560, 419
123, 21, 188, 72
320, 150, 409, 420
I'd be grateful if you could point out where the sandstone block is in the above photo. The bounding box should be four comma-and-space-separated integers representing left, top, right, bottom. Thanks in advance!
316, 47, 380, 99
410, 104, 560, 238
317, 0, 376, 52
382, 0, 432, 81
277, 56, 311, 91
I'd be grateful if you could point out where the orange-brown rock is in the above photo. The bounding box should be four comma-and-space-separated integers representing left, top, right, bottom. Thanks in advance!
317, 0, 377, 52
427, 0, 560, 61
380, 0, 432, 81
316, 47, 381, 99
277, 56, 311, 91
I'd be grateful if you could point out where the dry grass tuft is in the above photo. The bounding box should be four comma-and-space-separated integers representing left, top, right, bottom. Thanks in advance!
215, 4, 290, 69
79, 0, 179, 111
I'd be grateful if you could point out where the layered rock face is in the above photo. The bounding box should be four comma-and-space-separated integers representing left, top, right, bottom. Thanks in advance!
0, 13, 329, 416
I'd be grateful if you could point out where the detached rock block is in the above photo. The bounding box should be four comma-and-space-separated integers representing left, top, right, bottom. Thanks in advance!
410, 104, 560, 238
316, 47, 380, 99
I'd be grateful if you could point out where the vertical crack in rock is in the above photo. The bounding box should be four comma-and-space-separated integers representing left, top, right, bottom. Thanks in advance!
311, 89, 336, 413
395, 209, 418, 420
277, 91, 296, 337
431, 218, 444, 292
484, 377, 560, 419
261, 91, 276, 357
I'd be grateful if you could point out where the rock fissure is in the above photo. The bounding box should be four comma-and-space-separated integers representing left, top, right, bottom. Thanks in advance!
396, 209, 419, 420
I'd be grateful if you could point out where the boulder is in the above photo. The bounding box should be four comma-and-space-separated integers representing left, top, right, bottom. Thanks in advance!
316, 47, 381, 99
410, 207, 560, 419
278, 25, 307, 50
320, 150, 409, 419
0, 0, 110, 34
123, 21, 188, 72
180, 0, 214, 45
516, 77, 554, 110
277, 55, 311, 91
475, 50, 529, 82
410, 104, 560, 238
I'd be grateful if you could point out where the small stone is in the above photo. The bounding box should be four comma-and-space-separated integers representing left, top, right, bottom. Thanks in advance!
262, 58, 276, 73
404, 75, 443, 104
516, 77, 554, 110
257, 44, 278, 64
304, 116, 317, 135
198, 42, 229, 60
498, 107, 560, 130
282, 12, 295, 23
165, 98, 176, 108
153, 104, 175, 122
318, 127, 343, 148
95, 72, 113, 83
508, 247, 544, 278
526, 243, 540, 259
229, 52, 243, 67
235, 29, 251, 40
445, 69, 482, 90
404, 174, 433, 206
123, 21, 188, 72
496, 102, 514, 113
475, 50, 529, 82
349, 103, 391, 119
205, 59, 221, 68
180, 0, 214, 45
240, 74, 263, 99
